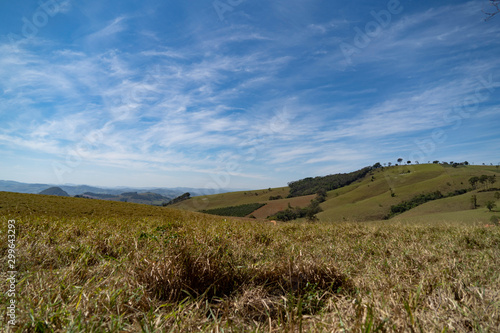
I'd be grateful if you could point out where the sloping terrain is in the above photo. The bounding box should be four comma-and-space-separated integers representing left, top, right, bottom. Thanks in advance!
170, 187, 289, 210
1, 191, 499, 331
79, 191, 170, 205
249, 194, 316, 219
318, 164, 499, 222
171, 164, 500, 223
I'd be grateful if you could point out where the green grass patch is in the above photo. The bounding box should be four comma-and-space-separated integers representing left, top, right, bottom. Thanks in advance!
200, 203, 266, 217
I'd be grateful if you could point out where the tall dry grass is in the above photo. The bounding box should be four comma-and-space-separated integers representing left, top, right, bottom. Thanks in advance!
0, 192, 499, 332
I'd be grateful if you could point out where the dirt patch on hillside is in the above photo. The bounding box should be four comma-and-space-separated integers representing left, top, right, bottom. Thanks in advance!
249, 195, 316, 219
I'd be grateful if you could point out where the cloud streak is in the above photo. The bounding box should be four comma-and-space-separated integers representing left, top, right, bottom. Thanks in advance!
0, 0, 499, 188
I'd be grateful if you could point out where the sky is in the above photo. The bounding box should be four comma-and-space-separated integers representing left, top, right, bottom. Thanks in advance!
0, 0, 499, 190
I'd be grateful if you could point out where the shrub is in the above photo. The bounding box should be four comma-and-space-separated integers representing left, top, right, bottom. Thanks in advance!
485, 201, 497, 212
271, 200, 323, 222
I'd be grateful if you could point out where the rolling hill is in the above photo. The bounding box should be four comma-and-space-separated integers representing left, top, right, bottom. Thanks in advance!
1, 182, 499, 331
170, 163, 500, 223
39, 187, 70, 197
0, 180, 242, 198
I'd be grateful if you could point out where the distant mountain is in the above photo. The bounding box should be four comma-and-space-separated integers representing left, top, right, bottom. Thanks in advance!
0, 180, 246, 201
0, 180, 55, 194
39, 187, 70, 197
77, 191, 171, 205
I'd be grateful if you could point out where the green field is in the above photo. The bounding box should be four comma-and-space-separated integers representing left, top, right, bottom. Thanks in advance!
201, 203, 266, 217
171, 164, 500, 223
171, 187, 290, 211
1, 189, 499, 332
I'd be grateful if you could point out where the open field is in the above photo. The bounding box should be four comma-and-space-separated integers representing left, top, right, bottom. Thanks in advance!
171, 164, 499, 223
250, 194, 317, 219
170, 187, 317, 219
1, 191, 499, 332
170, 187, 290, 211
318, 164, 499, 222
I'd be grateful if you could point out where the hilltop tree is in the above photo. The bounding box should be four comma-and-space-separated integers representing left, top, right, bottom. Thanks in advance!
397, 158, 403, 164
407, 161, 411, 165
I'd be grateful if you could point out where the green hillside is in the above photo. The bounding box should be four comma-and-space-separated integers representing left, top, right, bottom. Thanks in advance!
170, 186, 290, 211
171, 164, 500, 223
318, 164, 498, 222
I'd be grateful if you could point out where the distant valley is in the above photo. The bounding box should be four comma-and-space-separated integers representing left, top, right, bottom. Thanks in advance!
0, 180, 243, 206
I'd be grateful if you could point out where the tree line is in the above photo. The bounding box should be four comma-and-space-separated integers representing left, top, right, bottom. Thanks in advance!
287, 166, 373, 198
469, 175, 496, 189
386, 189, 469, 219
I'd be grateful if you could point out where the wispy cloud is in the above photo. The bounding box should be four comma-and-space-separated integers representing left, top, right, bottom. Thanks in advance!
86, 16, 127, 42
0, 0, 499, 187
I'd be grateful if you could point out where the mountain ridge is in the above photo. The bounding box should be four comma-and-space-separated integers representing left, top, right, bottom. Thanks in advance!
0, 180, 245, 198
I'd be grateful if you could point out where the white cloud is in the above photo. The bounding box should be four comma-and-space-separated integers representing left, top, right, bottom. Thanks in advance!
86, 16, 127, 42
1, 0, 499, 187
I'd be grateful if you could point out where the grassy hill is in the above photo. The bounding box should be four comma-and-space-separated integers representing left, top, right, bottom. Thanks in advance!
318, 164, 498, 222
77, 191, 171, 206
1, 191, 499, 331
171, 187, 290, 210
171, 164, 500, 223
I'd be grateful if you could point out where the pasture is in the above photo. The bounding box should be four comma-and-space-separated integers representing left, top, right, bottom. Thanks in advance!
1, 191, 499, 332
170, 164, 500, 223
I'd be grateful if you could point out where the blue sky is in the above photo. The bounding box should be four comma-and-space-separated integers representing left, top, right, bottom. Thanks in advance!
0, 0, 499, 190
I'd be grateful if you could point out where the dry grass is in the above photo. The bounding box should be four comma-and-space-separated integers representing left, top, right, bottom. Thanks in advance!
1, 192, 500, 332
249, 195, 316, 219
